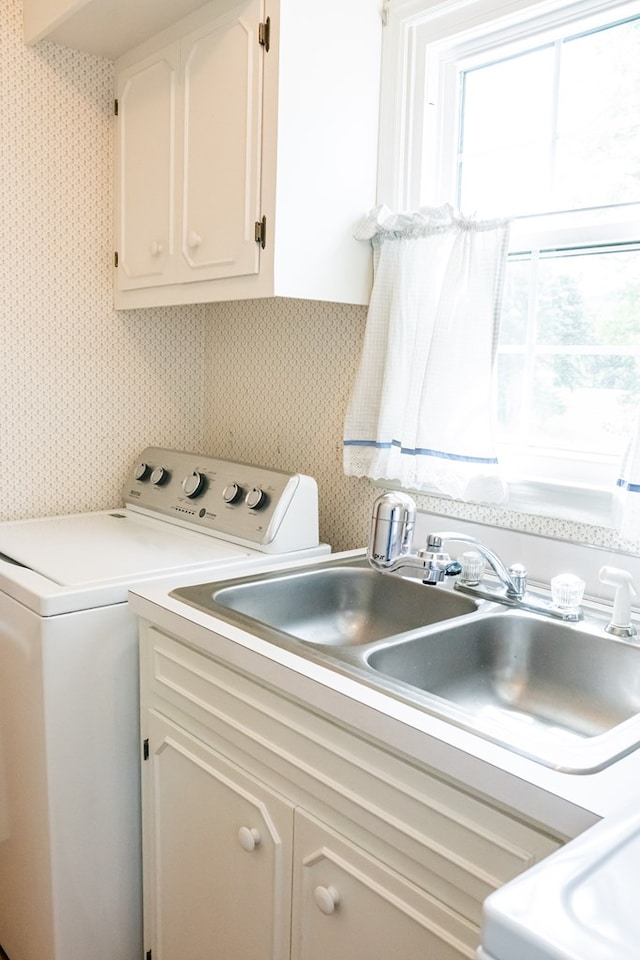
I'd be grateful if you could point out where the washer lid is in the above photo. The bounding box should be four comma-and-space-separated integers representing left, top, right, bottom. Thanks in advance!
482, 801, 640, 960
0, 510, 252, 587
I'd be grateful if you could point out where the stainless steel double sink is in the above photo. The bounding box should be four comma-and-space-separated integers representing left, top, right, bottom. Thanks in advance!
172, 556, 640, 773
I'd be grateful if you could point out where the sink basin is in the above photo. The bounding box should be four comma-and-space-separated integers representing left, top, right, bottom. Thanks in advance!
172, 557, 478, 647
171, 557, 640, 772
363, 610, 640, 771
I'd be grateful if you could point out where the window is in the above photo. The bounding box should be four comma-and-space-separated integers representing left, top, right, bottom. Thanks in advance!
380, 0, 640, 521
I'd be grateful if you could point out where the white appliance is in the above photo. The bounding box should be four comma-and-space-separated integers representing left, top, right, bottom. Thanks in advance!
479, 801, 640, 960
0, 447, 328, 960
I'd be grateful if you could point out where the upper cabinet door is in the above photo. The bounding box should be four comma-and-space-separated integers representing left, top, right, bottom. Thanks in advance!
116, 44, 179, 290
180, 0, 264, 282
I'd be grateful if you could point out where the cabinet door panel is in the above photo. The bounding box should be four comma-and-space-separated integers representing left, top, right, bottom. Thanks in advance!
180, 0, 263, 281
117, 45, 178, 288
292, 811, 477, 960
144, 711, 293, 960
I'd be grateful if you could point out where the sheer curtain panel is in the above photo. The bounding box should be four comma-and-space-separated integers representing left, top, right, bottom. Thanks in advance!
615, 403, 640, 541
344, 205, 511, 503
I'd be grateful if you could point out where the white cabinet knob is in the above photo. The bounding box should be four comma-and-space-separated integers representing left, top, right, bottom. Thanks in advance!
149, 240, 163, 256
188, 230, 202, 249
238, 826, 261, 852
313, 885, 339, 915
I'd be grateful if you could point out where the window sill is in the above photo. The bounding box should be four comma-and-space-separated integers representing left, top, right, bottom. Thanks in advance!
371, 475, 616, 528
504, 477, 615, 527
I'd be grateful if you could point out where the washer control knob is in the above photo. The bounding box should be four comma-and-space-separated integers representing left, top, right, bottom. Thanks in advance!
223, 482, 243, 504
183, 471, 206, 499
134, 462, 151, 481
150, 466, 170, 486
245, 487, 267, 510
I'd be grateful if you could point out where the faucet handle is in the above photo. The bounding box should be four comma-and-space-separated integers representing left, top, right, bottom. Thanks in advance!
459, 551, 485, 585
550, 573, 585, 611
507, 563, 527, 599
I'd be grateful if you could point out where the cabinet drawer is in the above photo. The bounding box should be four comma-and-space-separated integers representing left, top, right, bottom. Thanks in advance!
141, 623, 562, 929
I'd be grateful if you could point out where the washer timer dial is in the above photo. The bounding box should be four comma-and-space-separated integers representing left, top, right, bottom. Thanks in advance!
222, 482, 243, 504
183, 471, 207, 499
245, 487, 267, 510
150, 466, 170, 485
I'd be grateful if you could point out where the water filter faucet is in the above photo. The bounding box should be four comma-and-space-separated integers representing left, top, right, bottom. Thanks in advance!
366, 492, 582, 619
599, 565, 638, 639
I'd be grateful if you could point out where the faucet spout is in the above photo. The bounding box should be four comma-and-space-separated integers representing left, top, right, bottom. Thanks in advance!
428, 532, 526, 600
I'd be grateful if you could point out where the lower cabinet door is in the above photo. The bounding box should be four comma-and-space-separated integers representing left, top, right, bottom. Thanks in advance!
143, 710, 294, 960
291, 810, 478, 960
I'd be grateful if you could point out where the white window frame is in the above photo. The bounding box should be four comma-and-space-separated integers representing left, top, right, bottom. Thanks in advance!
378, 0, 640, 524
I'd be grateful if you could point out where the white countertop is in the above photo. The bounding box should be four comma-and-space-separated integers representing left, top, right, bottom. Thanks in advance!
128, 548, 640, 840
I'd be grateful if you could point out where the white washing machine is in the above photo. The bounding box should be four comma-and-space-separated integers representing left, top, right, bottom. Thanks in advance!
0, 447, 328, 960
479, 801, 640, 960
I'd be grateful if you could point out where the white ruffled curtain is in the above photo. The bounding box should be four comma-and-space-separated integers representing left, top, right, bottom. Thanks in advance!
614, 403, 640, 541
344, 205, 511, 503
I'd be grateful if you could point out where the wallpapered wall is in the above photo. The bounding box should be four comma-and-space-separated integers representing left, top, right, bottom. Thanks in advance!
0, 0, 212, 520
1, 0, 633, 554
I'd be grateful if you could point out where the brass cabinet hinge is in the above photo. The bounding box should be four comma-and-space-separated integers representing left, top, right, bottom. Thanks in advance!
258, 17, 270, 52
114, 98, 119, 116
143, 738, 149, 760
114, 251, 119, 268
255, 216, 267, 249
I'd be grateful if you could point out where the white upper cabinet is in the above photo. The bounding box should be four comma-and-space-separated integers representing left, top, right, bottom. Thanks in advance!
112, 0, 381, 308
116, 1, 263, 292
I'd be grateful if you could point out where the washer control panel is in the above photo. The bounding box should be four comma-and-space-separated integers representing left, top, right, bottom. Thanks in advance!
123, 447, 319, 552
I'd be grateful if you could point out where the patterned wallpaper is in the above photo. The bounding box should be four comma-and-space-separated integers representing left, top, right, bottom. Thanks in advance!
0, 0, 211, 520
202, 298, 374, 551
0, 0, 635, 557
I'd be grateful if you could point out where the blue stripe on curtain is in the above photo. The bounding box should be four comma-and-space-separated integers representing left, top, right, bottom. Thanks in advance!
343, 439, 498, 464
617, 478, 640, 494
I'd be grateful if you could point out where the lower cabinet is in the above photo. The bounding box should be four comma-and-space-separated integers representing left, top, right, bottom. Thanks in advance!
140, 624, 563, 959
144, 712, 473, 960
292, 811, 473, 960
144, 711, 293, 960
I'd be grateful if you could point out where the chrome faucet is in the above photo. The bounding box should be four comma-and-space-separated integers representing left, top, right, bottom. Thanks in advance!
367, 492, 583, 622
424, 532, 527, 598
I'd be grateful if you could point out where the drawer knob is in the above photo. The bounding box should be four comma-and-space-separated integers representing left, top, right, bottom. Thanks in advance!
238, 826, 261, 852
314, 885, 339, 915
188, 230, 202, 249
149, 240, 163, 257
